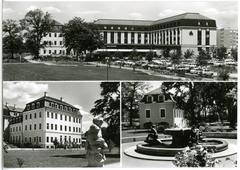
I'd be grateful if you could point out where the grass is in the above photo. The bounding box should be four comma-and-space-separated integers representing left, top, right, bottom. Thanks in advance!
4, 148, 120, 168
3, 63, 172, 81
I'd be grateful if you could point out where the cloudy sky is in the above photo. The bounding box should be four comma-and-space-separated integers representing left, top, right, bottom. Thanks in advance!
3, 81, 102, 132
3, 0, 238, 28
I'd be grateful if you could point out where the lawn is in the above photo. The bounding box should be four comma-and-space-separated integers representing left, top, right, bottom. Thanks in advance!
4, 148, 120, 168
3, 63, 172, 81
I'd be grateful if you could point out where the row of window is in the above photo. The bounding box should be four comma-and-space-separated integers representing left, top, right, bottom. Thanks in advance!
197, 30, 210, 45
25, 112, 41, 120
46, 123, 81, 133
24, 123, 42, 131
43, 41, 63, 46
146, 95, 165, 103
145, 108, 166, 118
46, 136, 81, 143
10, 136, 42, 143
46, 112, 81, 123
46, 101, 78, 112
103, 29, 181, 45
46, 33, 63, 38
10, 126, 22, 132
43, 49, 66, 55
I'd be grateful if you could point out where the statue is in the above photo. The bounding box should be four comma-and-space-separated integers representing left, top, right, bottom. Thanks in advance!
85, 117, 108, 167
145, 125, 162, 145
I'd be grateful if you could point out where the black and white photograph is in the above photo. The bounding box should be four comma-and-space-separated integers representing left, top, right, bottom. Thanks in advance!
2, 0, 238, 81
3, 81, 120, 168
122, 81, 237, 167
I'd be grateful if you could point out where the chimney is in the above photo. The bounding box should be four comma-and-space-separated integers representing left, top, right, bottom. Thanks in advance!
60, 97, 63, 101
44, 92, 47, 97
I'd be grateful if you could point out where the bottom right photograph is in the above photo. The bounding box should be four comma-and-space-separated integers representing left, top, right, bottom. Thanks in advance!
121, 81, 237, 168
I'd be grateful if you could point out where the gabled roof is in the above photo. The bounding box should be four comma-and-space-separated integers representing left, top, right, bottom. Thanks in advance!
94, 12, 215, 26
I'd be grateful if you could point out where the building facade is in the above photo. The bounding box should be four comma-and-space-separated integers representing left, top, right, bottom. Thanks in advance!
217, 28, 238, 51
139, 88, 185, 128
94, 12, 217, 55
39, 20, 66, 57
9, 93, 82, 148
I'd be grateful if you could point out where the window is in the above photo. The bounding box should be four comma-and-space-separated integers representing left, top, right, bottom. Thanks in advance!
54, 33, 57, 37
160, 109, 166, 118
26, 105, 30, 110
55, 113, 57, 119
158, 95, 164, 102
60, 114, 62, 120
34, 113, 37, 118
25, 125, 27, 131
60, 125, 62, 131
49, 33, 51, 37
69, 116, 71, 122
39, 123, 42, 130
65, 115, 67, 121
76, 127, 78, 132
44, 50, 46, 54
54, 50, 57, 54
69, 126, 71, 132
110, 32, 114, 43
37, 102, 40, 108
55, 124, 57, 130
76, 118, 78, 123
60, 41, 62, 45
25, 115, 27, 120
30, 114, 32, 119
39, 137, 41, 142
65, 126, 67, 131
47, 112, 49, 118
79, 128, 81, 132
51, 112, 53, 118
47, 123, 49, 129
29, 124, 32, 131
34, 124, 36, 130
29, 137, 31, 142
25, 137, 27, 142
51, 137, 53, 142
73, 127, 75, 132
49, 50, 51, 54
146, 96, 153, 103
39, 112, 41, 118
19, 126, 21, 131
146, 110, 151, 118
51, 124, 53, 130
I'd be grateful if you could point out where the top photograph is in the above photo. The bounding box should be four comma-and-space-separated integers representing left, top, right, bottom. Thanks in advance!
2, 1, 238, 81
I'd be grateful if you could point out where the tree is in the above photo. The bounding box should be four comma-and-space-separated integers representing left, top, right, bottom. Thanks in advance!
231, 48, 237, 61
122, 82, 151, 127
2, 19, 24, 58
170, 49, 182, 68
63, 17, 104, 61
217, 47, 227, 60
90, 82, 120, 147
196, 49, 211, 66
184, 49, 194, 59
145, 51, 155, 62
162, 48, 170, 58
218, 69, 230, 81
21, 9, 54, 58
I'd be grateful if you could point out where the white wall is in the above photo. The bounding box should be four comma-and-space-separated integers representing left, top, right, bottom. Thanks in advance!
181, 29, 198, 45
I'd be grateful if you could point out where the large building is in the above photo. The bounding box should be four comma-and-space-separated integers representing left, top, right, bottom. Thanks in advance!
9, 93, 82, 148
217, 28, 238, 50
139, 87, 185, 129
39, 20, 66, 57
94, 12, 217, 55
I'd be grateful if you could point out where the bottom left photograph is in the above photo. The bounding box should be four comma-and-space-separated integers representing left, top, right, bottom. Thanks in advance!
3, 81, 120, 168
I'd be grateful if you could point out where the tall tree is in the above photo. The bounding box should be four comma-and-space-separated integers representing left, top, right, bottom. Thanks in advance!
231, 48, 237, 61
90, 82, 120, 147
122, 82, 151, 127
170, 49, 182, 68
21, 9, 54, 58
145, 51, 155, 62
217, 47, 227, 60
196, 49, 211, 66
63, 17, 104, 61
2, 19, 23, 58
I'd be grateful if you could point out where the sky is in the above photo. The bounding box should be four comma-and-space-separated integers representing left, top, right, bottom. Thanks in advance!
3, 0, 238, 28
3, 81, 102, 132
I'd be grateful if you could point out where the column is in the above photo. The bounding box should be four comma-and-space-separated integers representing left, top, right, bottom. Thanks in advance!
141, 33, 144, 44
107, 32, 111, 44
121, 32, 124, 44
128, 32, 131, 44
134, 32, 138, 44
114, 32, 118, 44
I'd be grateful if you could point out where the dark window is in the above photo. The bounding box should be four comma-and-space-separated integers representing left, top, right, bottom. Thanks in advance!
146, 110, 151, 118
160, 109, 166, 118
55, 113, 57, 119
34, 113, 37, 118
60, 125, 62, 131
131, 32, 135, 44
39, 112, 41, 118
206, 30, 210, 45
124, 32, 128, 44
198, 30, 202, 45
25, 115, 27, 120
30, 114, 32, 119
60, 114, 62, 120
103, 32, 107, 43
55, 124, 57, 130
51, 112, 53, 118
39, 123, 42, 130
138, 33, 141, 44
47, 112, 49, 118
110, 32, 114, 43
47, 123, 49, 129
34, 124, 36, 130
146, 96, 153, 103
51, 124, 53, 130
117, 32, 121, 44
158, 95, 164, 102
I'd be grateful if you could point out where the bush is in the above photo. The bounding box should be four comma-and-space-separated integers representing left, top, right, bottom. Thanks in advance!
143, 122, 153, 129
173, 145, 217, 167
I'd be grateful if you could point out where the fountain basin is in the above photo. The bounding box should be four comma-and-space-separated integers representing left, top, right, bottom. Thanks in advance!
135, 138, 228, 157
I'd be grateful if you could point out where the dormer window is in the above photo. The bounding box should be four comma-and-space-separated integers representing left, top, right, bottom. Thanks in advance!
198, 21, 200, 26
36, 102, 40, 108
32, 103, 35, 109
158, 95, 165, 102
26, 105, 30, 110
146, 96, 153, 103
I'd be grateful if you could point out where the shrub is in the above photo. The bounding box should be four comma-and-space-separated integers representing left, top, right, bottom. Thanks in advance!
173, 145, 217, 167
143, 122, 153, 129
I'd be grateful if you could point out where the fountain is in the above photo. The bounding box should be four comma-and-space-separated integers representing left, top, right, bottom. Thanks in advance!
124, 125, 234, 161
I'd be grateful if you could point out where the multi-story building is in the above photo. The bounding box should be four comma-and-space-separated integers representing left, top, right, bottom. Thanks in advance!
9, 92, 82, 148
94, 12, 217, 55
39, 20, 66, 57
139, 87, 185, 128
217, 28, 238, 51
